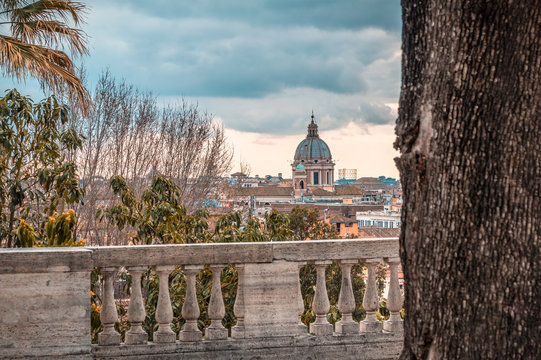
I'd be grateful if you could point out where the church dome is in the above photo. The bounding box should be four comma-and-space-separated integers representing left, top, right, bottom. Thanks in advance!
294, 138, 332, 160
294, 112, 332, 160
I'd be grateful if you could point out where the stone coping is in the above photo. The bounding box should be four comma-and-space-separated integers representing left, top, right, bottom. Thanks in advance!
92, 333, 404, 360
0, 247, 93, 273
0, 238, 398, 273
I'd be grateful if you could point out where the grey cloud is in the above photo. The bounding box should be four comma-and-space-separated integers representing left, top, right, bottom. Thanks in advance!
89, 0, 401, 33
357, 101, 396, 125
85, 4, 400, 99
181, 87, 398, 136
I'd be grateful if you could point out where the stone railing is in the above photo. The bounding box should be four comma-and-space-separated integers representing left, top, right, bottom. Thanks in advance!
0, 238, 403, 360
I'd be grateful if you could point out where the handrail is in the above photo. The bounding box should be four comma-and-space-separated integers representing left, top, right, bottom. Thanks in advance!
0, 238, 399, 271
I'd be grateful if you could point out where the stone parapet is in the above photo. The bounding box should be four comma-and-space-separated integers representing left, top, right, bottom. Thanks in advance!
92, 333, 403, 360
0, 248, 93, 359
0, 238, 403, 359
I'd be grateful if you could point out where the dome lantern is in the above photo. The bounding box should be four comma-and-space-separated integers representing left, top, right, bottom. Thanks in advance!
307, 110, 318, 137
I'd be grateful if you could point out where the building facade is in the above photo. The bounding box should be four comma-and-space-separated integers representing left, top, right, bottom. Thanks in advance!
338, 168, 357, 180
356, 210, 401, 229
292, 113, 335, 197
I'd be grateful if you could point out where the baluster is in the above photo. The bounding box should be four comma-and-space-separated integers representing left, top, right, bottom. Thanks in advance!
125, 266, 147, 344
360, 259, 382, 332
310, 261, 333, 336
383, 258, 403, 332
206, 265, 228, 339
336, 259, 358, 334
179, 265, 202, 341
297, 262, 307, 333
153, 266, 176, 343
98, 267, 120, 345
231, 264, 245, 338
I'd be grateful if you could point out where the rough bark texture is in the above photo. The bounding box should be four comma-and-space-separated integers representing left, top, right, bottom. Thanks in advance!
396, 1, 540, 359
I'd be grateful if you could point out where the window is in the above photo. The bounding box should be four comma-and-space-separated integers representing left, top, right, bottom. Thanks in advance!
300, 180, 304, 189
326, 171, 330, 184
314, 172, 319, 185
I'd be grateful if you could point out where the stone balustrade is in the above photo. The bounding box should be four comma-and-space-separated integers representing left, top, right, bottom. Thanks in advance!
0, 238, 403, 360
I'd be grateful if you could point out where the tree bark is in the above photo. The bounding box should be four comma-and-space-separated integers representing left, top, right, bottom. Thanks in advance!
396, 1, 540, 359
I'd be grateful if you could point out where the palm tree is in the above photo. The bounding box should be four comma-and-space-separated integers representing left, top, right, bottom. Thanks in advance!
0, 0, 91, 113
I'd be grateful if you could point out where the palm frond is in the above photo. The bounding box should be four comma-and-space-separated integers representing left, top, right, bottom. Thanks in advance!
0, 1, 91, 114
7, 0, 86, 25
0, 34, 91, 114
11, 19, 88, 56
0, 1, 24, 12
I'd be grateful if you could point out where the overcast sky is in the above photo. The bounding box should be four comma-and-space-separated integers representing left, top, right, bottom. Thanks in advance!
1, 0, 402, 178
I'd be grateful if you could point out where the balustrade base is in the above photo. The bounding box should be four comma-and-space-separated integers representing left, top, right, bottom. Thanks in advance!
383, 320, 403, 332
298, 323, 308, 334
98, 332, 120, 346
125, 332, 148, 345
179, 330, 203, 342
360, 320, 383, 333
310, 323, 333, 336
335, 320, 359, 334
206, 326, 228, 340
231, 325, 245, 338
153, 331, 176, 343
92, 332, 404, 360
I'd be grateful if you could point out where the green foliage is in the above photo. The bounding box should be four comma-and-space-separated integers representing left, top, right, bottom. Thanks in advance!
98, 175, 211, 244
288, 206, 338, 240
90, 269, 103, 343
264, 209, 293, 241
239, 217, 268, 242
214, 212, 242, 242
12, 207, 82, 247
12, 218, 35, 247
100, 175, 339, 246
45, 209, 77, 246
377, 298, 390, 321
0, 89, 84, 247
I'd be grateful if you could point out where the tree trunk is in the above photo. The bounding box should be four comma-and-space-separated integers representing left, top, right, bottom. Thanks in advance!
396, 1, 540, 359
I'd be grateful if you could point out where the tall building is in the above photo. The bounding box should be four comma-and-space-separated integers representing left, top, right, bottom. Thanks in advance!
292, 112, 335, 197
338, 168, 357, 180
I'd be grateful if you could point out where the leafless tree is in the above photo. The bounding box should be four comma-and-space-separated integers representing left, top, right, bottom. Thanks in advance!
69, 71, 232, 244
155, 100, 232, 207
